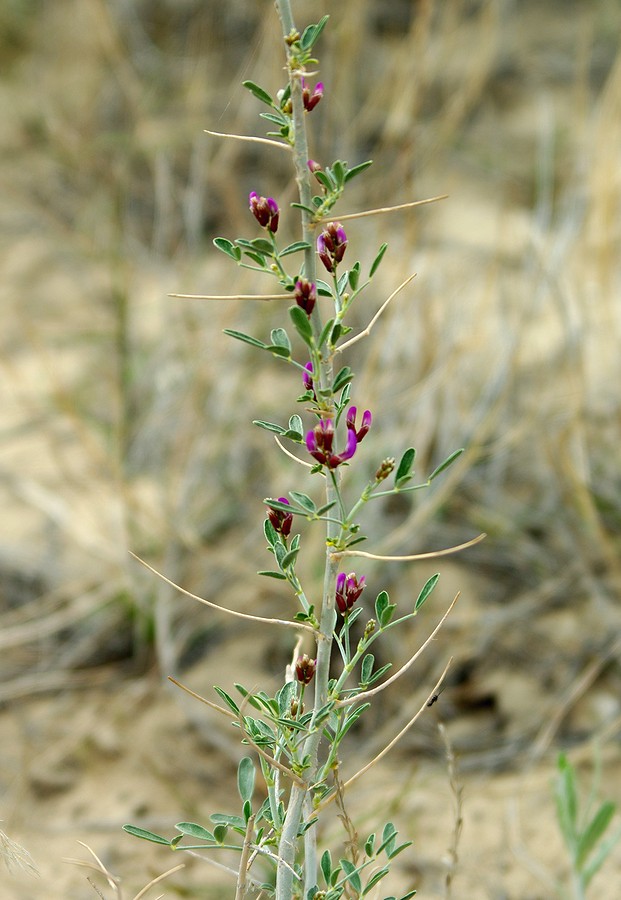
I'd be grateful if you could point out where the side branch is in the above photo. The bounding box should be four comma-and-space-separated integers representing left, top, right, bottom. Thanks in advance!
335, 533, 486, 562
129, 551, 317, 635
317, 194, 448, 223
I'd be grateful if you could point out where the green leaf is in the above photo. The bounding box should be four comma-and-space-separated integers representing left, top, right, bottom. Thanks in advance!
237, 757, 255, 805
348, 262, 360, 291
289, 491, 316, 513
211, 813, 246, 829
331, 159, 346, 188
361, 654, 375, 684
288, 414, 304, 438
369, 241, 388, 277
339, 703, 370, 739
122, 825, 171, 845
263, 518, 278, 546
223, 329, 267, 350
362, 866, 388, 895
395, 448, 416, 487
270, 327, 291, 353
377, 822, 398, 855
253, 419, 287, 434
314, 170, 335, 192
364, 833, 376, 857
344, 159, 374, 183
213, 686, 240, 715
175, 822, 215, 842
576, 801, 616, 870
332, 366, 353, 393
242, 80, 274, 107
213, 237, 242, 261
212, 823, 228, 844
260, 111, 287, 125
318, 317, 335, 349
387, 840, 413, 859
300, 15, 329, 51
289, 304, 314, 344
243, 250, 269, 267
398, 891, 417, 899
379, 604, 397, 628
429, 448, 464, 481
249, 237, 274, 254
321, 848, 333, 886
280, 240, 312, 257
374, 590, 389, 620
339, 858, 361, 892
258, 570, 287, 580
415, 573, 440, 611
265, 497, 296, 513
281, 546, 300, 570
582, 822, 621, 887
366, 662, 392, 686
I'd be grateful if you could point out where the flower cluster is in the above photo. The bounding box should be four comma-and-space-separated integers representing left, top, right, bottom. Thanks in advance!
305, 405, 371, 469
266, 498, 293, 537
335, 571, 366, 615
294, 278, 316, 316
249, 192, 279, 233
317, 222, 347, 273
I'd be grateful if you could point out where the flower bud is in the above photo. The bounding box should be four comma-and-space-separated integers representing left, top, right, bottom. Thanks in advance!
295, 654, 317, 685
346, 406, 372, 443
294, 278, 316, 316
266, 497, 293, 537
335, 571, 366, 615
317, 222, 347, 273
302, 80, 324, 112
249, 192, 279, 233
375, 457, 395, 483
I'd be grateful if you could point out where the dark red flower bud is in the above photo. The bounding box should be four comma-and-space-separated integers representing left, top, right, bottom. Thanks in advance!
295, 654, 317, 684
302, 80, 324, 112
267, 497, 293, 537
345, 406, 372, 443
335, 571, 366, 615
317, 222, 347, 273
249, 192, 279, 233
294, 278, 316, 316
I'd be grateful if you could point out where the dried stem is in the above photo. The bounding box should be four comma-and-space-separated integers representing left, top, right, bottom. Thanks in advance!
336, 274, 416, 353
205, 129, 291, 152
335, 532, 486, 563
317, 194, 448, 222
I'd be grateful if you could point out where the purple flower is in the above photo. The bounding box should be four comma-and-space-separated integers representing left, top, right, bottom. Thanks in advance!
346, 406, 372, 443
295, 654, 317, 685
335, 571, 366, 615
249, 192, 279, 233
302, 80, 323, 112
306, 418, 357, 469
266, 497, 293, 537
294, 278, 316, 316
302, 361, 315, 396
317, 222, 348, 273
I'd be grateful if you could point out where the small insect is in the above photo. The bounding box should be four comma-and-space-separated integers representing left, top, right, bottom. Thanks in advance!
427, 685, 446, 707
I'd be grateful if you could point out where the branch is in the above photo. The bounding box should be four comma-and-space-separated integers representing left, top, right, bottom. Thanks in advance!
335, 532, 486, 562
129, 552, 316, 635
336, 274, 416, 353
205, 130, 291, 152
335, 594, 459, 708
317, 194, 448, 223
234, 814, 256, 900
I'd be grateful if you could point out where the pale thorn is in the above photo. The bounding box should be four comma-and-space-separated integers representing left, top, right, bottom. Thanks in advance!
316, 194, 448, 223
170, 293, 290, 301
318, 658, 453, 809
335, 532, 486, 562
129, 551, 317, 635
336, 273, 416, 353
205, 129, 291, 151
335, 594, 460, 708
274, 435, 314, 468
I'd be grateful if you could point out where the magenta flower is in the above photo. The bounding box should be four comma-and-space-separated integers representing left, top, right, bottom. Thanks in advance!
302, 361, 315, 395
302, 80, 323, 112
295, 654, 317, 685
266, 497, 293, 537
317, 222, 347, 273
346, 406, 372, 443
306, 418, 357, 469
294, 278, 316, 316
335, 572, 366, 615
249, 192, 279, 233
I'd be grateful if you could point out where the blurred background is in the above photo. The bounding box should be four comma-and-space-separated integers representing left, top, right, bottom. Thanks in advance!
1, 0, 620, 897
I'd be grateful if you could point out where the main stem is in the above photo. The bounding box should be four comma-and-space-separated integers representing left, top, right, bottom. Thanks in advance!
274, 2, 338, 897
